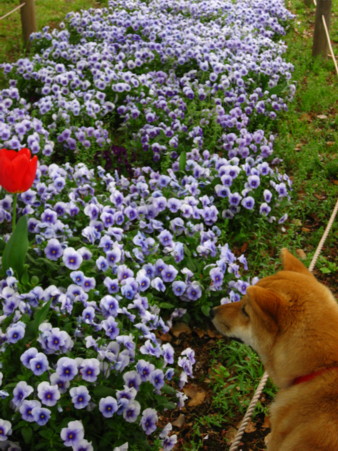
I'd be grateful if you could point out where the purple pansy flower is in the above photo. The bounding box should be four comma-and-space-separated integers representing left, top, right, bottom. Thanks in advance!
70, 386, 91, 409
29, 352, 49, 376
172, 281, 187, 296
62, 247, 83, 270
50, 373, 70, 394
101, 317, 120, 340
162, 343, 175, 365
158, 230, 173, 247
185, 282, 202, 301
151, 277, 166, 292
149, 369, 165, 392
161, 265, 178, 283
140, 408, 158, 435
12, 381, 34, 408
37, 381, 61, 406
123, 371, 141, 391
103, 277, 119, 294
44, 238, 63, 260
19, 400, 41, 422
0, 419, 12, 441
122, 400, 141, 423
79, 358, 100, 383
99, 396, 118, 418
32, 406, 51, 426
6, 321, 25, 343
61, 420, 85, 447
72, 439, 94, 451
56, 356, 78, 381
136, 360, 155, 382
241, 196, 255, 210
209, 267, 224, 287
20, 347, 38, 369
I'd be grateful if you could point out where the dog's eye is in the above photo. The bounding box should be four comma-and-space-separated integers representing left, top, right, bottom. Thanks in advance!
241, 305, 249, 318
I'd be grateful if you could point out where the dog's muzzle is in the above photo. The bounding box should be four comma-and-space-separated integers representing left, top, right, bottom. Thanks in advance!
210, 307, 218, 320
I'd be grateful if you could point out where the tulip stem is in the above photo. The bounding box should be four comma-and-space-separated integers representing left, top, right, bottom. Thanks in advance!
12, 193, 18, 232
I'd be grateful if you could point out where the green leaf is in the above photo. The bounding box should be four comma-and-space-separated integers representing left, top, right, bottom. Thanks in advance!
31, 275, 40, 286
2, 215, 29, 279
161, 384, 178, 395
93, 386, 116, 397
39, 429, 53, 440
21, 268, 30, 286
179, 151, 187, 171
33, 300, 52, 327
157, 399, 177, 410
319, 267, 331, 274
21, 426, 33, 444
158, 302, 175, 309
25, 300, 51, 342
201, 303, 211, 317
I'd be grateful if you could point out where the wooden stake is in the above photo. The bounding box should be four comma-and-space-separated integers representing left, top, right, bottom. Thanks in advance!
312, 0, 332, 57
19, 0, 36, 49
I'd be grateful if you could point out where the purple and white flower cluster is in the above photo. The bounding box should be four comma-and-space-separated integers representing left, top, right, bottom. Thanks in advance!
1, 0, 294, 162
0, 270, 184, 449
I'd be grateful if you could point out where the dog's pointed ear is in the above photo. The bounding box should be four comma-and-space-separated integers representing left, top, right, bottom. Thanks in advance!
246, 285, 282, 323
281, 248, 314, 277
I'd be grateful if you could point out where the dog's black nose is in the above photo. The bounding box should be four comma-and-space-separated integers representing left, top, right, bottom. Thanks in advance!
210, 307, 217, 319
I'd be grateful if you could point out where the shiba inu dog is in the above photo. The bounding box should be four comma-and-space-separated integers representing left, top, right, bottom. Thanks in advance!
212, 249, 338, 450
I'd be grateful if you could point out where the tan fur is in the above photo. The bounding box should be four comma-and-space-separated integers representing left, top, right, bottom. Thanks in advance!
212, 249, 338, 450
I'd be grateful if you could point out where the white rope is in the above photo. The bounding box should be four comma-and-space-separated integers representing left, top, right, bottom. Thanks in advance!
312, 0, 338, 76
308, 198, 338, 272
0, 3, 26, 22
229, 371, 269, 451
321, 15, 338, 76
229, 198, 338, 450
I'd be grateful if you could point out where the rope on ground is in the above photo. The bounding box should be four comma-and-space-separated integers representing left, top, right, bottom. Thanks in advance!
0, 3, 26, 22
229, 197, 338, 451
229, 371, 269, 451
308, 198, 338, 272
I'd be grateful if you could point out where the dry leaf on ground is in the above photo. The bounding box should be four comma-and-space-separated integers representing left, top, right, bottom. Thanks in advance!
171, 322, 192, 337
172, 413, 185, 428
183, 384, 208, 407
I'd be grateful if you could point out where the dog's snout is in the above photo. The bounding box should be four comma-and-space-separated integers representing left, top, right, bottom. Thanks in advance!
210, 307, 217, 319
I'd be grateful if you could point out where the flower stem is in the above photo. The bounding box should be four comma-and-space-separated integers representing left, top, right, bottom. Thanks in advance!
12, 193, 18, 232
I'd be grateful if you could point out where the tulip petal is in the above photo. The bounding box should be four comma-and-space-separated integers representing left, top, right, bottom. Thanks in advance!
0, 148, 38, 193
0, 149, 19, 161
21, 155, 38, 192
0, 153, 16, 192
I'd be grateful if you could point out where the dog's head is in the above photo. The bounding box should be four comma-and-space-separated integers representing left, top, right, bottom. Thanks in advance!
212, 249, 338, 386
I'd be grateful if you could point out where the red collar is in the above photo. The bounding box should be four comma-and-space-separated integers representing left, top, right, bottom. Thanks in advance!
292, 366, 338, 386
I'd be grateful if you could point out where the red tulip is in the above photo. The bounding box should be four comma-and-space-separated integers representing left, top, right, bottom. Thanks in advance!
0, 148, 38, 193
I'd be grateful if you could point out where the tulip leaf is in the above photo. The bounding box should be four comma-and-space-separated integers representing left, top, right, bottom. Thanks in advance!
2, 215, 29, 279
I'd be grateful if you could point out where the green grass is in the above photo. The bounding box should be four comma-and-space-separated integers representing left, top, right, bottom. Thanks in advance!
184, 341, 277, 450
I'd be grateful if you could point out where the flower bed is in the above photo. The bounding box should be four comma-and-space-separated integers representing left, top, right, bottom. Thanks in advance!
0, 0, 294, 449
